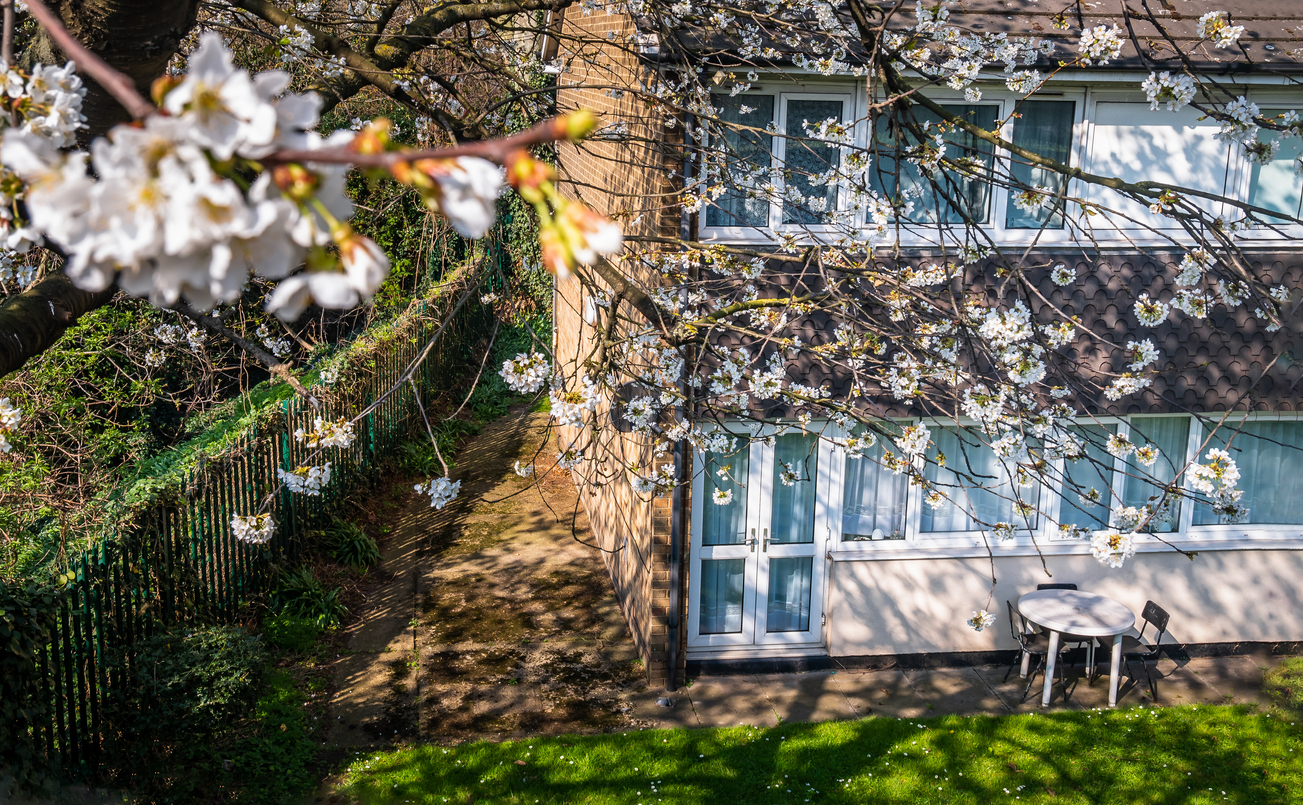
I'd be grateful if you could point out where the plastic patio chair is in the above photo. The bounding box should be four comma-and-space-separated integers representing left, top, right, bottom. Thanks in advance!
1119, 600, 1171, 701
1003, 599, 1071, 702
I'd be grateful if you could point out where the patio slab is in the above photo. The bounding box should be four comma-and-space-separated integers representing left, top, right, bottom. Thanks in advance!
902, 666, 1012, 716
1180, 656, 1272, 707
757, 672, 858, 724
685, 675, 780, 727
831, 668, 929, 719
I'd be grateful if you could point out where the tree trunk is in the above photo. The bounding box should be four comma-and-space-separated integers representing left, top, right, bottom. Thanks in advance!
1, 0, 200, 379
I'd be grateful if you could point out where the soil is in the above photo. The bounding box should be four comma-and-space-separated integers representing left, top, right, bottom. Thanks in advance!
319, 404, 646, 757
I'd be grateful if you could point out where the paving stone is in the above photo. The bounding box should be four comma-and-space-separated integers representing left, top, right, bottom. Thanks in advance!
628, 691, 701, 729
328, 651, 418, 747
902, 667, 1013, 716
686, 676, 779, 727
968, 662, 1079, 712
1182, 656, 1271, 707
832, 668, 928, 719
757, 672, 858, 724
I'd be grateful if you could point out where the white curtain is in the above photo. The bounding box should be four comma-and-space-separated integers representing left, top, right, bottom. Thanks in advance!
700, 559, 746, 634
1123, 416, 1189, 532
1195, 420, 1303, 525
922, 427, 1040, 533
842, 428, 908, 539
770, 433, 817, 544
703, 447, 749, 546
765, 557, 812, 632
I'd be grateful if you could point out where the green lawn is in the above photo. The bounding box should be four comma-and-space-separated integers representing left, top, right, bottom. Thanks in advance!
337, 704, 1301, 804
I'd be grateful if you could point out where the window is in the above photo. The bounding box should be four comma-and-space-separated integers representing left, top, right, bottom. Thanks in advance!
1247, 108, 1303, 221
705, 91, 849, 230
1193, 420, 1303, 525
922, 427, 1041, 533
771, 432, 818, 543
705, 94, 774, 229
1057, 424, 1117, 531
781, 99, 844, 225
1006, 100, 1075, 229
702, 445, 749, 545
1121, 416, 1190, 533
1084, 103, 1231, 228
841, 428, 908, 541
870, 103, 998, 225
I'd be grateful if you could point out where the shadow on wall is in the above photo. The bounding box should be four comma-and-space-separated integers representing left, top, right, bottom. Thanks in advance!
828, 548, 1303, 656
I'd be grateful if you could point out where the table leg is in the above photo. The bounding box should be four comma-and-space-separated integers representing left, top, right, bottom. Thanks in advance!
1108, 633, 1123, 707
1087, 641, 1096, 682
1020, 648, 1031, 679
1041, 630, 1060, 707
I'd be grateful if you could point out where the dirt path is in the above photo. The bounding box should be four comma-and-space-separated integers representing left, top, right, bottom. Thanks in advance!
319, 406, 643, 757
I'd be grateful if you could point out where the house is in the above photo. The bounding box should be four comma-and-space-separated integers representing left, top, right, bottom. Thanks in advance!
550, 0, 1303, 690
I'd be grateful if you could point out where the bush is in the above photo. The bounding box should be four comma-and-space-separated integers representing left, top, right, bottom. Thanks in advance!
271, 566, 346, 628
325, 519, 382, 568
110, 625, 267, 743
262, 614, 321, 653
1264, 657, 1303, 712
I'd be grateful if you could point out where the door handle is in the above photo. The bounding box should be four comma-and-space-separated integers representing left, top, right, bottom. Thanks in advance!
747, 527, 757, 552
762, 527, 770, 552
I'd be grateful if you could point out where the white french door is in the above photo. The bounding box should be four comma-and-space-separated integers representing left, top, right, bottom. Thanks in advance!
687, 430, 832, 649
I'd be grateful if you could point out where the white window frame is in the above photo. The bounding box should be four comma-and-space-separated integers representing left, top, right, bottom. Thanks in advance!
699, 73, 1303, 248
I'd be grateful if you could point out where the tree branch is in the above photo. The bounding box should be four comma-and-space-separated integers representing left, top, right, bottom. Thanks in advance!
175, 303, 321, 408
0, 273, 115, 376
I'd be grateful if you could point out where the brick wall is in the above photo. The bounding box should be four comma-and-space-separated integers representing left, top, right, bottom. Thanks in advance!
551, 3, 686, 689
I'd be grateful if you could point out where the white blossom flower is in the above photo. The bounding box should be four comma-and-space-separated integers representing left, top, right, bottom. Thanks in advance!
500, 352, 551, 393
1078, 25, 1123, 66
513, 461, 535, 477
277, 462, 332, 495
1090, 530, 1136, 568
162, 33, 278, 160
1106, 433, 1135, 459
550, 375, 601, 426
897, 423, 931, 457
557, 448, 584, 469
1141, 72, 1198, 112
967, 609, 996, 632
1133, 293, 1170, 327
144, 348, 165, 368
294, 417, 355, 449
1197, 11, 1244, 48
712, 487, 734, 505
231, 513, 276, 544
414, 476, 461, 509
0, 396, 21, 452
1126, 339, 1159, 371
1105, 374, 1153, 401
422, 157, 503, 238
1050, 263, 1075, 286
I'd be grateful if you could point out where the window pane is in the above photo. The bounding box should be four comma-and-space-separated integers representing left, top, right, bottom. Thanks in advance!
783, 99, 844, 224
1194, 420, 1303, 525
706, 95, 774, 228
703, 446, 749, 545
1006, 100, 1074, 229
922, 427, 1040, 533
842, 427, 908, 540
1122, 416, 1189, 532
700, 558, 746, 634
1058, 424, 1116, 531
766, 557, 812, 632
870, 104, 997, 225
1248, 109, 1303, 221
1084, 104, 1229, 228
771, 433, 816, 544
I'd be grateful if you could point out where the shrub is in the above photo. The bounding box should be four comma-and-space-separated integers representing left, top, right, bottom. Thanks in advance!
270, 566, 346, 628
1264, 657, 1303, 712
261, 614, 321, 653
110, 625, 267, 743
325, 519, 382, 568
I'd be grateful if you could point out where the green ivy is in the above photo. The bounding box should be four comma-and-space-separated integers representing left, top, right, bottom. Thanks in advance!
0, 579, 62, 792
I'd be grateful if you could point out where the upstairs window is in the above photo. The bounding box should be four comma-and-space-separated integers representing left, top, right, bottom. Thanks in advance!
870, 103, 998, 225
706, 94, 774, 229
1247, 108, 1303, 221
1005, 100, 1076, 229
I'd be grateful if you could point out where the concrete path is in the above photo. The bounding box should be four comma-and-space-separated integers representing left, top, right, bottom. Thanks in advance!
629, 651, 1286, 729
322, 405, 640, 751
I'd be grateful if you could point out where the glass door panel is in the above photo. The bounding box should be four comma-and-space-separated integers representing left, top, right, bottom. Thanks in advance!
765, 557, 813, 632
700, 558, 747, 634
770, 432, 817, 544
688, 440, 759, 647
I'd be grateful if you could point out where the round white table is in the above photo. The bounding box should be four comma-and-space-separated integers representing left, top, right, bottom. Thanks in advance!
1017, 589, 1135, 707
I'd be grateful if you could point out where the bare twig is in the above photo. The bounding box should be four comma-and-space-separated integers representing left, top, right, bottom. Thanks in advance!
23, 0, 157, 121
176, 303, 321, 409
2, 0, 14, 66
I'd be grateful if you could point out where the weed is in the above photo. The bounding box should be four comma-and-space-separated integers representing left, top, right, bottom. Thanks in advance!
324, 518, 382, 568
262, 614, 322, 653
271, 566, 347, 628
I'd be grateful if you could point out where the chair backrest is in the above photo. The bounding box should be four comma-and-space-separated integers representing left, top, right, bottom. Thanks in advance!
1006, 600, 1030, 648
1140, 600, 1171, 645
1037, 583, 1078, 591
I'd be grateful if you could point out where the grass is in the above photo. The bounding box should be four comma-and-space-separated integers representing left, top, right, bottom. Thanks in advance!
337, 705, 1302, 804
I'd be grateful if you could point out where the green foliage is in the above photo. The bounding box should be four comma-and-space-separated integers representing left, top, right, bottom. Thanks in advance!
107, 625, 267, 744
1265, 657, 1303, 712
324, 519, 382, 568
0, 579, 60, 792
467, 316, 551, 421
396, 418, 482, 477
261, 614, 322, 653
271, 566, 347, 628
220, 670, 319, 804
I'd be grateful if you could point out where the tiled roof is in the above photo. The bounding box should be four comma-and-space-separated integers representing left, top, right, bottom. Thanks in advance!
705, 250, 1303, 421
